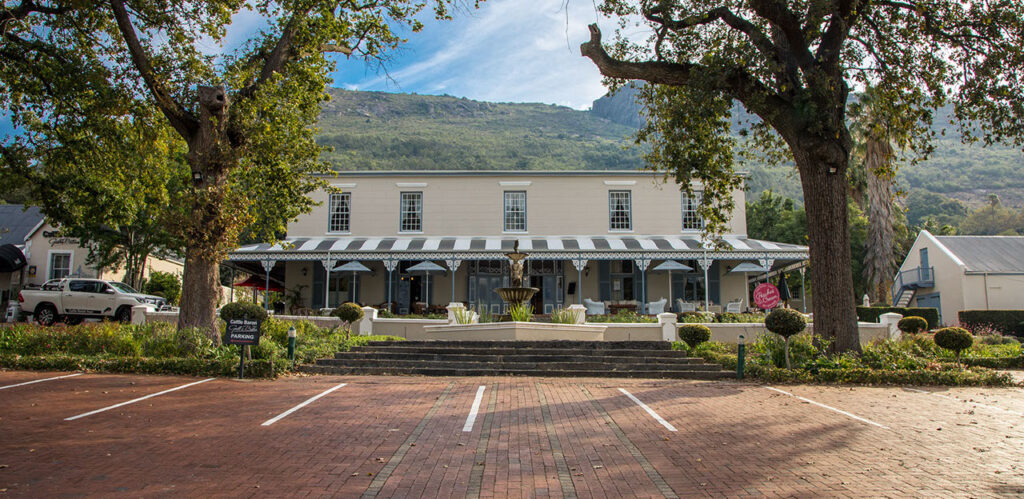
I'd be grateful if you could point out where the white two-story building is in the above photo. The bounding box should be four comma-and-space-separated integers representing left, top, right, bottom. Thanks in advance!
226, 171, 808, 315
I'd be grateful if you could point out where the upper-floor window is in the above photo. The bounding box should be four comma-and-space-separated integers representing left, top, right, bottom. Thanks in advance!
328, 192, 351, 233
400, 192, 423, 232
503, 191, 527, 232
681, 191, 704, 231
609, 190, 632, 231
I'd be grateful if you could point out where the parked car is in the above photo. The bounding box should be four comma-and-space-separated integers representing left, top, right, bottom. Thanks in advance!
18, 278, 168, 326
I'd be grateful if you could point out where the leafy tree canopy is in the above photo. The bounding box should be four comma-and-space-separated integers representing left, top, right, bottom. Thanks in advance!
582, 0, 1024, 352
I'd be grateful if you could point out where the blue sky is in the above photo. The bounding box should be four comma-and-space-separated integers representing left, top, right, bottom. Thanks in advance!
1, 1, 635, 138
327, 0, 620, 109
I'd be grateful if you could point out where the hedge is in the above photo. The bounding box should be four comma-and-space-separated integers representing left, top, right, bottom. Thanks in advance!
856, 306, 940, 329
0, 354, 289, 378
958, 310, 1024, 336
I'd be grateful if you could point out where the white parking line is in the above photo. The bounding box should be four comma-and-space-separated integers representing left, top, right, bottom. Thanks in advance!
618, 388, 677, 432
0, 373, 82, 391
65, 378, 215, 421
765, 387, 890, 429
463, 385, 486, 432
262, 382, 347, 426
905, 388, 1024, 417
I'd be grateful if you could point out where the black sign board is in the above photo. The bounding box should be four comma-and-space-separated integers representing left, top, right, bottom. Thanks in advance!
226, 318, 262, 346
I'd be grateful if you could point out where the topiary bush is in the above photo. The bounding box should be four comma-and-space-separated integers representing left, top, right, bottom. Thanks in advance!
934, 327, 974, 367
897, 316, 929, 335
142, 271, 182, 305
331, 302, 364, 323
765, 308, 807, 369
219, 302, 268, 322
678, 324, 712, 348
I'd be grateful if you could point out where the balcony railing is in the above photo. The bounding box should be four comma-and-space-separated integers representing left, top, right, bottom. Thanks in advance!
890, 266, 935, 304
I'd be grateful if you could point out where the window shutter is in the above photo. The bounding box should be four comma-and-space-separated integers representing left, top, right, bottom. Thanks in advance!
312, 265, 325, 310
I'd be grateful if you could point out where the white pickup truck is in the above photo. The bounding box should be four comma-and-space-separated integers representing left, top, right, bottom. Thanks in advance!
19, 278, 168, 326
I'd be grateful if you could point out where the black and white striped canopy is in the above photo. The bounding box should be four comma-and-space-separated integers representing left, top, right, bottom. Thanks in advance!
228, 235, 807, 262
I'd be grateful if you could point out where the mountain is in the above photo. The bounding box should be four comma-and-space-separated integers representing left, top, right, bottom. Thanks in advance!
317, 89, 642, 171
585, 86, 1024, 207
316, 87, 1024, 208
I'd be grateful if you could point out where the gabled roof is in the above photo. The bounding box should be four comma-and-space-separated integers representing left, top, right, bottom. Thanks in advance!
0, 205, 44, 247
934, 235, 1024, 273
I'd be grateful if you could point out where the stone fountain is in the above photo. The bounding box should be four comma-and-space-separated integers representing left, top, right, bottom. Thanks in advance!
496, 241, 539, 306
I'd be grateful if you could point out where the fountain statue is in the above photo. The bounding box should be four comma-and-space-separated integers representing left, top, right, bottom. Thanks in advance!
496, 241, 539, 305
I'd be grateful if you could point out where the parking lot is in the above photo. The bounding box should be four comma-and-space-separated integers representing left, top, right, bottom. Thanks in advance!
1, 370, 1022, 497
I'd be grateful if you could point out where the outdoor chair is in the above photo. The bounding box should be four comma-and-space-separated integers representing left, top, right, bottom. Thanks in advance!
646, 298, 667, 315
725, 300, 743, 314
676, 299, 696, 313
583, 298, 606, 315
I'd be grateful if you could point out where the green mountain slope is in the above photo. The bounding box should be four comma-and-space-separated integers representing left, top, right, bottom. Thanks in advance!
316, 88, 1024, 208
317, 89, 642, 171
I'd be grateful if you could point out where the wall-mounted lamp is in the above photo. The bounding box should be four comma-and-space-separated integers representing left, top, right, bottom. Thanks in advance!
302, 267, 308, 277
584, 266, 590, 277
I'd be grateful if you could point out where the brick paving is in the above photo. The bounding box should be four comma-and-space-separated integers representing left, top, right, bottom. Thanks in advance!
1, 370, 1023, 497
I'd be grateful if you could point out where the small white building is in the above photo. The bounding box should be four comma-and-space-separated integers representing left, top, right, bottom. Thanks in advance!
893, 230, 1024, 325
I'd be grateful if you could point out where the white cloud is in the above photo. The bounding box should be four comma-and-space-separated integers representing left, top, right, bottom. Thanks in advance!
331, 0, 624, 109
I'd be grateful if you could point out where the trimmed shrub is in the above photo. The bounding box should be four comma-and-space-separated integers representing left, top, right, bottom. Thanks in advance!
219, 302, 268, 322
678, 324, 712, 348
765, 308, 807, 369
331, 302, 364, 323
857, 307, 940, 329
958, 310, 1024, 336
897, 316, 929, 334
142, 271, 182, 305
934, 327, 974, 365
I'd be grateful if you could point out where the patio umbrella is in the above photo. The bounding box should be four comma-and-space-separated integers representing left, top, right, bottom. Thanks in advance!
651, 260, 694, 306
730, 262, 770, 309
777, 272, 792, 306
406, 261, 445, 307
332, 261, 371, 306
234, 274, 285, 292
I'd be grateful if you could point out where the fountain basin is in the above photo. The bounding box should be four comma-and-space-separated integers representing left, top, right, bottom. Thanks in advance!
496, 287, 539, 304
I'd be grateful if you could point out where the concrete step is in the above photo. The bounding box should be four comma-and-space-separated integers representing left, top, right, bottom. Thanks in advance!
333, 352, 705, 364
363, 340, 673, 350
349, 347, 691, 357
315, 358, 724, 371
298, 365, 734, 380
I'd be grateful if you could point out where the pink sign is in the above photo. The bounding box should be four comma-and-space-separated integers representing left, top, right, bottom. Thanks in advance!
753, 283, 781, 310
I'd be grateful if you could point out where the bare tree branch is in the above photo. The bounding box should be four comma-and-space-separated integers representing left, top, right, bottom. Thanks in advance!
1, 0, 70, 34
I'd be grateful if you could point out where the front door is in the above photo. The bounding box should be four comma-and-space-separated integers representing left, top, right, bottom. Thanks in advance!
916, 292, 942, 325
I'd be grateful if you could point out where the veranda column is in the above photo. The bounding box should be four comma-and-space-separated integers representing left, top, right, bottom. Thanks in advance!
570, 255, 587, 304
698, 253, 712, 312
445, 258, 462, 303
320, 254, 334, 310
383, 259, 398, 312
260, 259, 275, 313
634, 257, 649, 314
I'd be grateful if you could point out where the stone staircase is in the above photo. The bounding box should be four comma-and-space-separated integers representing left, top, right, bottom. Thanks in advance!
302, 340, 733, 379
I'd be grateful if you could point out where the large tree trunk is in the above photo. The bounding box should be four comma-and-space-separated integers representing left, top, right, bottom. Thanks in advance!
177, 247, 220, 341
793, 147, 861, 354
176, 85, 235, 340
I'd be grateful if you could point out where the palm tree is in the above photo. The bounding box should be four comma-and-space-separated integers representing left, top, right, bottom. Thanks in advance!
849, 89, 899, 304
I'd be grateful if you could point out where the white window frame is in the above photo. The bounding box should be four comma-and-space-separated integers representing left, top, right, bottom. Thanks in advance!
503, 191, 527, 233
608, 190, 632, 232
47, 250, 73, 281
328, 192, 351, 234
681, 190, 704, 231
399, 191, 423, 233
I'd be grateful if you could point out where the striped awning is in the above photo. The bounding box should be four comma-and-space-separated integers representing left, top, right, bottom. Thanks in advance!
227, 235, 807, 262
